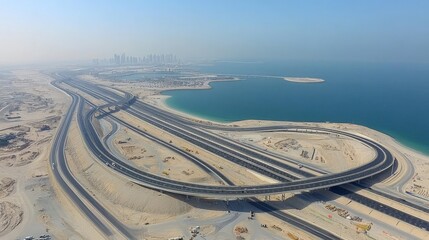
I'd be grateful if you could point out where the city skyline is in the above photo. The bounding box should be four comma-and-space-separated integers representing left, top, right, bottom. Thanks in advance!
93, 53, 180, 65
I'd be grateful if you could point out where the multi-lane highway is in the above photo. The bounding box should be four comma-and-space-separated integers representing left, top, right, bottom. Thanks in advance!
64, 78, 394, 198
49, 81, 138, 240
51, 79, 343, 239
49, 91, 113, 238
61, 77, 429, 230
96, 101, 344, 240
49, 74, 429, 240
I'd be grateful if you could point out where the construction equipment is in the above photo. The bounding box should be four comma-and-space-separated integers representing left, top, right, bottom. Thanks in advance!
350, 221, 373, 233
272, 225, 282, 231
287, 232, 299, 240
190, 226, 200, 234
234, 226, 248, 234
168, 237, 183, 240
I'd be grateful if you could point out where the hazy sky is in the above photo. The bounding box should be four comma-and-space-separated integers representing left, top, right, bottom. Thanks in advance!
1, 1, 429, 65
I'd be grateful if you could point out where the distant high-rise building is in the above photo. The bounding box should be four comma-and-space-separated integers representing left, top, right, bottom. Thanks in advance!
121, 53, 126, 64
106, 53, 180, 66
114, 54, 120, 65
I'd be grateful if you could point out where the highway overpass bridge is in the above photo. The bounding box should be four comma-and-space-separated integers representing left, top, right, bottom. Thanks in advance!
65, 79, 396, 199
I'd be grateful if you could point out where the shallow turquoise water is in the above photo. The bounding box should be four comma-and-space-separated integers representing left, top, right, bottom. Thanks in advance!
164, 61, 429, 155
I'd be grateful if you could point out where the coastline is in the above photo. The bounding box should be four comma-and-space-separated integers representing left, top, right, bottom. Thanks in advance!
156, 78, 427, 157
101, 69, 427, 158
155, 90, 427, 157
92, 72, 429, 203
145, 94, 228, 124
143, 85, 429, 201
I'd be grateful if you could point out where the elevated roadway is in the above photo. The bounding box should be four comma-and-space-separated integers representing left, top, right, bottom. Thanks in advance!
52, 79, 343, 240
55, 78, 427, 232
64, 78, 429, 230
69, 80, 395, 198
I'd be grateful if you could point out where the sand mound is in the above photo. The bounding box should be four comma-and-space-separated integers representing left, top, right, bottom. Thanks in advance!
0, 178, 15, 198
0, 201, 23, 235
283, 77, 325, 83
83, 164, 192, 215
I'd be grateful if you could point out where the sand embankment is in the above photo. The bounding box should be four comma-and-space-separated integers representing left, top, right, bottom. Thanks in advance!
0, 201, 23, 236
283, 77, 325, 83
0, 178, 15, 198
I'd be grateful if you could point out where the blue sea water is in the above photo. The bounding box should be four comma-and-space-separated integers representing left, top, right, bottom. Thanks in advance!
163, 61, 429, 155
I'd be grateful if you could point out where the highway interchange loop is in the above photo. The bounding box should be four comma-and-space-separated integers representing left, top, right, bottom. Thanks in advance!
64, 79, 395, 198
50, 77, 429, 239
